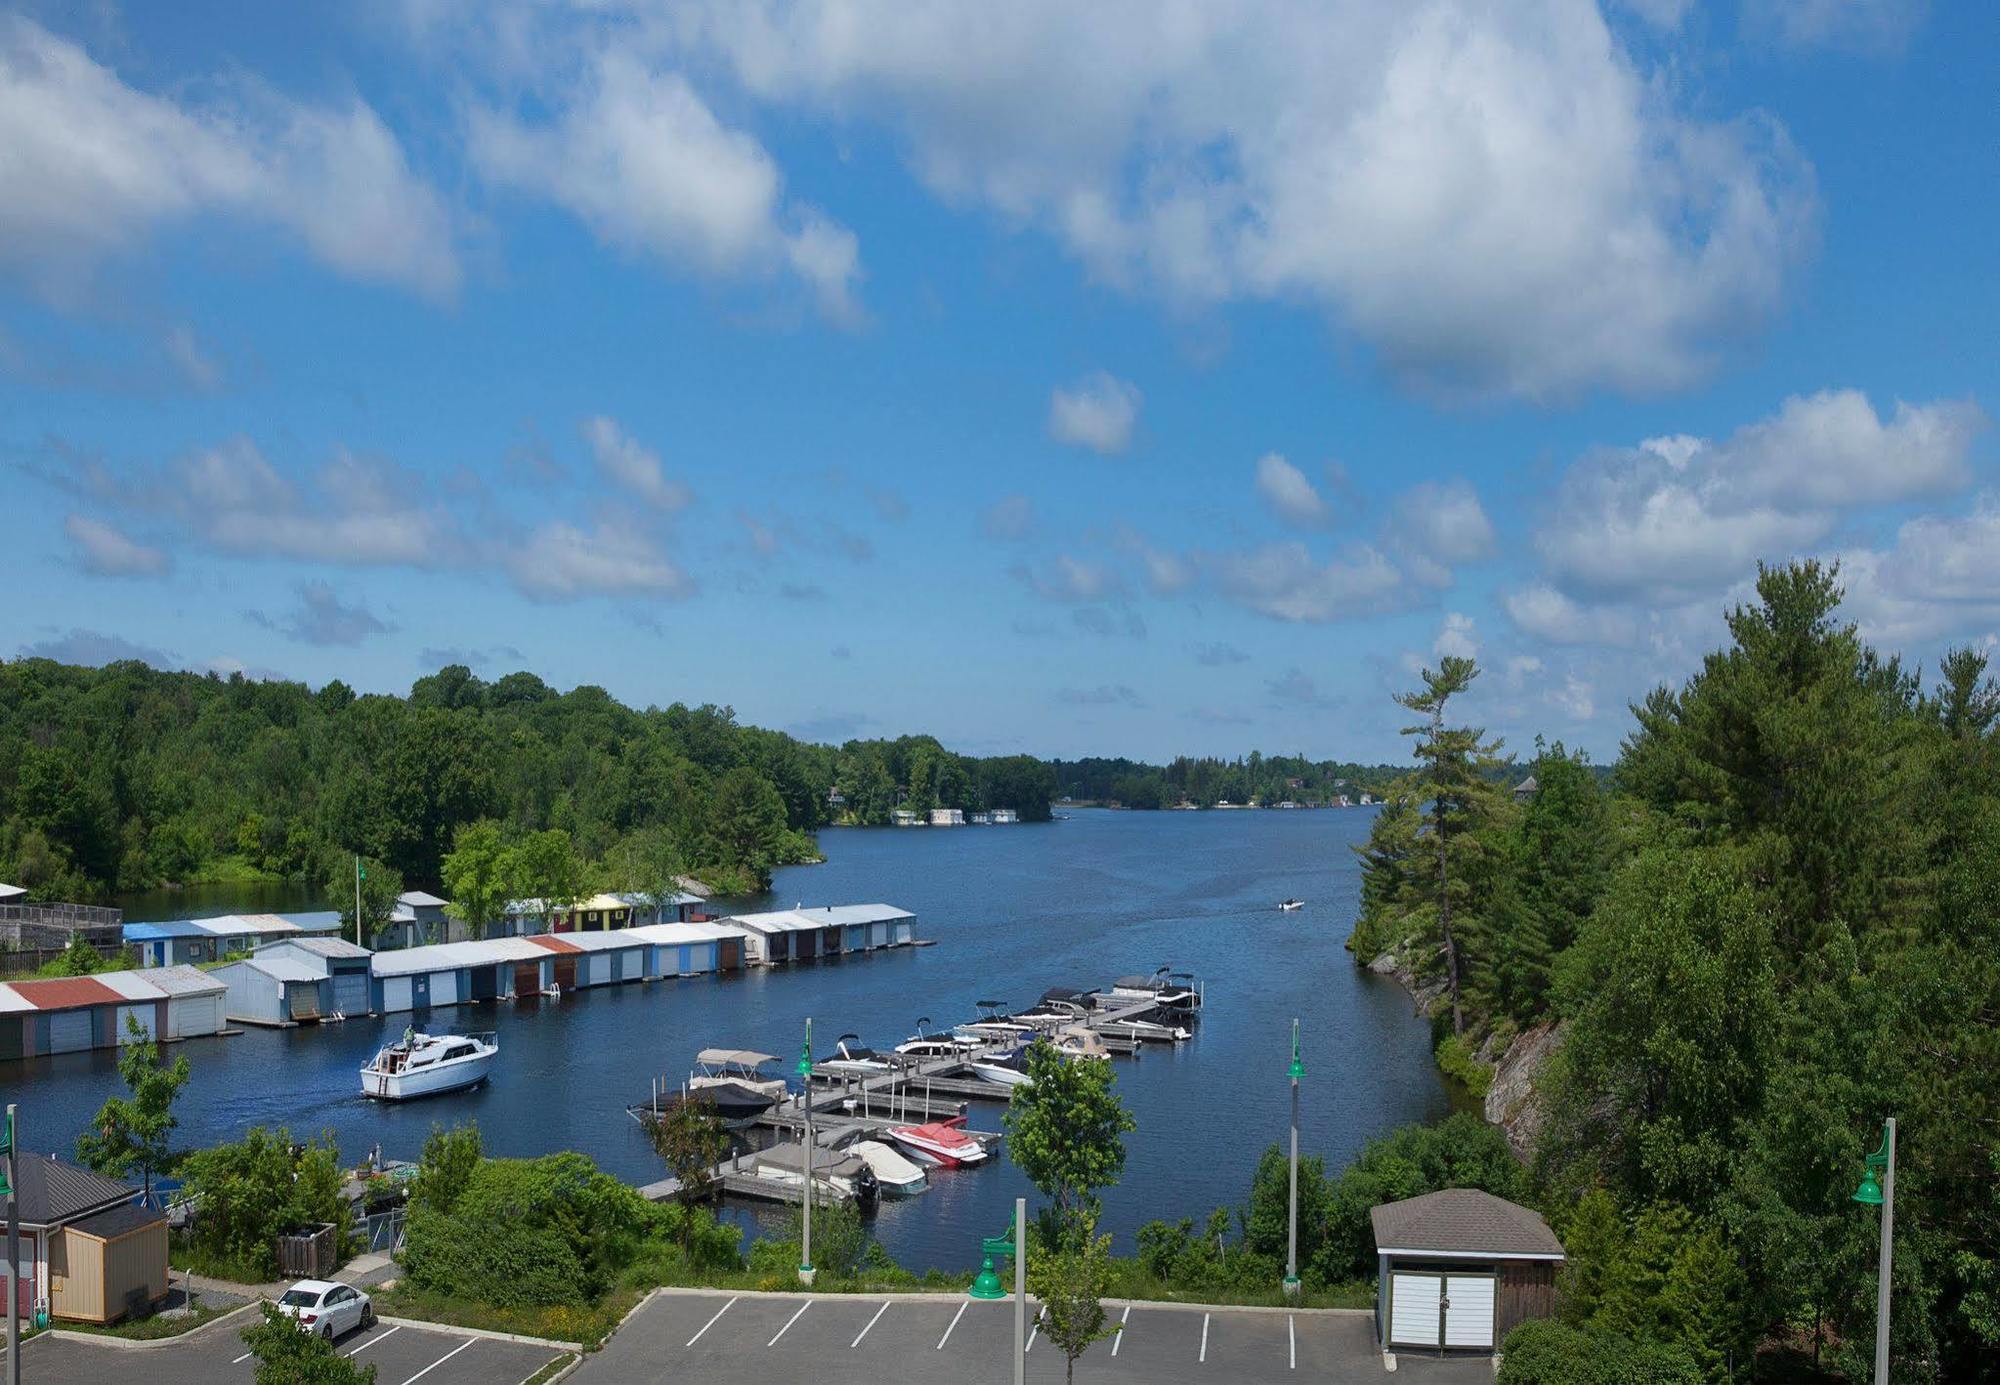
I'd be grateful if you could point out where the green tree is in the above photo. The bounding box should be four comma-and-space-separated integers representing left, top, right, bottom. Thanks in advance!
509, 829, 585, 930
647, 1096, 729, 1248
324, 854, 402, 948
1391, 656, 1511, 1033
410, 1122, 483, 1218
240, 1304, 378, 1384
703, 767, 786, 888
1029, 1216, 1119, 1385
39, 932, 110, 977
1002, 1039, 1136, 1244
439, 820, 512, 941
75, 1012, 190, 1200
179, 1128, 348, 1280
1496, 741, 1610, 1019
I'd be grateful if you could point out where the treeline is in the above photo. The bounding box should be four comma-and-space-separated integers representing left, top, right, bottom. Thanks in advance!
1051, 753, 1400, 809
0, 662, 1053, 900
1351, 562, 2000, 1380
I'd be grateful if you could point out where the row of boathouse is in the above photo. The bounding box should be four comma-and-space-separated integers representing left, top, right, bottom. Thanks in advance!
0, 902, 915, 1056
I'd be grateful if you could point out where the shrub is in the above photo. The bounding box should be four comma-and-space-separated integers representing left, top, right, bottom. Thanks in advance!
1497, 1318, 1703, 1385
1435, 1032, 1493, 1098
1315, 1114, 1524, 1283
179, 1128, 347, 1281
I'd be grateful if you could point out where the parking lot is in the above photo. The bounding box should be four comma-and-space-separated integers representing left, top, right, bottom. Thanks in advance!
575, 1289, 1495, 1385
13, 1306, 569, 1385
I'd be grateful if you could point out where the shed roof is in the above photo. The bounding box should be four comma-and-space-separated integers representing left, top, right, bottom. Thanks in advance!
122, 920, 213, 940
530, 929, 647, 953
526, 933, 582, 954
622, 921, 752, 946
0, 882, 25, 900
728, 904, 912, 935
1369, 1189, 1565, 1259
2, 975, 130, 1010
136, 965, 227, 997
240, 956, 325, 984
260, 936, 372, 961
368, 937, 550, 976
10, 1153, 137, 1228
68, 1201, 164, 1241
397, 890, 450, 908
611, 890, 704, 910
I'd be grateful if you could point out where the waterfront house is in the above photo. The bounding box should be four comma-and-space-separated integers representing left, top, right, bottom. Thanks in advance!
556, 892, 635, 932
967, 810, 992, 825
891, 808, 922, 827
929, 807, 965, 826
11, 1154, 167, 1325
613, 891, 706, 926
0, 966, 223, 1057
1371, 1188, 1564, 1357
254, 937, 375, 1017
124, 911, 341, 968
1512, 776, 1539, 803
624, 920, 751, 977
211, 955, 333, 1027
376, 890, 450, 949
991, 808, 1020, 824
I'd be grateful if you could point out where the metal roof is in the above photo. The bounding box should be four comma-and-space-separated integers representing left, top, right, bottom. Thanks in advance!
258, 937, 372, 961
397, 890, 449, 907
238, 956, 325, 984
68, 1201, 163, 1241
527, 934, 581, 954
122, 920, 213, 940
622, 921, 752, 946
134, 965, 225, 997
10, 1154, 137, 1228
728, 904, 912, 934
528, 929, 648, 953
2, 975, 134, 1010
1369, 1189, 1565, 1259
612, 890, 704, 909
0, 883, 25, 900
368, 936, 551, 976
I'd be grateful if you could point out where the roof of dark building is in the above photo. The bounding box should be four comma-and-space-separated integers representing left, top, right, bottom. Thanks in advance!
11, 1153, 138, 1227
68, 1200, 163, 1241
1369, 1188, 1565, 1259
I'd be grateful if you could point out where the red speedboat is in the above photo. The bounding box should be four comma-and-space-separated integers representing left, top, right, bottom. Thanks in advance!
889, 1115, 991, 1168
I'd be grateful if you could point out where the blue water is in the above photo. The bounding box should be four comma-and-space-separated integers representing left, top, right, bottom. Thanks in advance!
2, 808, 1450, 1270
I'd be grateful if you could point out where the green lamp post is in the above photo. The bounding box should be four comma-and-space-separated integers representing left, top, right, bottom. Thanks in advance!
1853, 1117, 1895, 1385
798, 1018, 816, 1286
1284, 1018, 1304, 1296
969, 1227, 1012, 1300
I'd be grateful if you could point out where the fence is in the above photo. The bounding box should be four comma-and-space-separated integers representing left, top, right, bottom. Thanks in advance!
360, 1208, 407, 1256
0, 901, 123, 953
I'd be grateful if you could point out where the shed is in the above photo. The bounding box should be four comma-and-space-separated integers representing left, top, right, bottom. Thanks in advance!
122, 920, 222, 968
135, 965, 227, 1040
256, 937, 375, 1017
525, 928, 647, 987
369, 938, 540, 1013
213, 956, 332, 1026
1371, 1189, 1564, 1355
0, 972, 167, 1057
624, 920, 751, 977
9, 1154, 166, 1325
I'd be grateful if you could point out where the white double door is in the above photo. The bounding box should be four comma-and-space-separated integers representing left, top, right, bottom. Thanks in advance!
1390, 1271, 1495, 1349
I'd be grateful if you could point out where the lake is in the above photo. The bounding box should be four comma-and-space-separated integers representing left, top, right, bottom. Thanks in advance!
9, 807, 1451, 1271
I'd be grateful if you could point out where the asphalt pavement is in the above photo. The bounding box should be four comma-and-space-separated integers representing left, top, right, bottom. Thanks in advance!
574, 1289, 1497, 1384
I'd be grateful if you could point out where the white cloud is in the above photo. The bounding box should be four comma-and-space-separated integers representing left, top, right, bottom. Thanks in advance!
681, 0, 1815, 399
1048, 372, 1141, 454
983, 494, 1035, 541
1265, 666, 1344, 708
0, 16, 457, 299
1206, 541, 1409, 623
65, 513, 168, 577
1254, 452, 1328, 526
509, 520, 696, 601
1390, 480, 1497, 565
1021, 553, 1122, 603
1434, 611, 1478, 659
1502, 583, 1638, 647
582, 416, 692, 511
1741, 0, 1928, 52
1549, 672, 1597, 721
1836, 496, 2000, 644
18, 628, 173, 667
467, 49, 860, 323
248, 581, 396, 646
163, 326, 222, 391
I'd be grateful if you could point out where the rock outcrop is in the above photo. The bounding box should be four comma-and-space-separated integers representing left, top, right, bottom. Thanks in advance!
1480, 1020, 1564, 1160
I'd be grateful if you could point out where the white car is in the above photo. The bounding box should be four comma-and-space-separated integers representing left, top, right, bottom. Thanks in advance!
276, 1279, 375, 1340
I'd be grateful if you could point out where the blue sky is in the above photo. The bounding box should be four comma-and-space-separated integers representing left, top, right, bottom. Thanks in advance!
3, 1, 1995, 763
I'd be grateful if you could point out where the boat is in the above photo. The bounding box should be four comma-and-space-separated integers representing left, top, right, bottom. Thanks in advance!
686, 1048, 788, 1123
952, 1000, 1041, 1045
889, 1116, 991, 1168
1012, 986, 1099, 1026
751, 1142, 879, 1206
847, 1139, 928, 1196
1095, 1015, 1191, 1043
895, 1017, 982, 1060
1053, 1026, 1113, 1061
966, 1045, 1033, 1088
360, 1030, 497, 1100
1279, 899, 1305, 912
1104, 967, 1202, 1013
819, 1034, 897, 1077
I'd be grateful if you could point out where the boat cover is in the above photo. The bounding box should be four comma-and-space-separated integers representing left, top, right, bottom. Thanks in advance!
697, 1048, 777, 1067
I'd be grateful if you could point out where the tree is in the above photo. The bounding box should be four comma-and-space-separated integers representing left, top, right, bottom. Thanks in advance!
179, 1128, 348, 1280
240, 1304, 378, 1385
1392, 656, 1510, 1033
598, 824, 685, 921
1029, 1215, 1119, 1385
703, 767, 786, 888
323, 854, 402, 948
509, 829, 585, 929
76, 1012, 190, 1200
440, 820, 512, 941
410, 1122, 482, 1218
1497, 741, 1609, 1019
1003, 1040, 1136, 1244
41, 932, 110, 977
648, 1096, 729, 1248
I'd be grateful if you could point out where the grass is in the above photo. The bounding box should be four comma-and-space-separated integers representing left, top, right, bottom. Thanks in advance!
1103, 1265, 1374, 1311
370, 1284, 639, 1348
519, 1355, 581, 1385
49, 1298, 240, 1341
183, 854, 284, 884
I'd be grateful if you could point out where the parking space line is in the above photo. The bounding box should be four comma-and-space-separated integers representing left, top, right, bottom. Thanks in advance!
231, 1350, 255, 1364
936, 1300, 969, 1350
767, 1301, 811, 1346
1199, 1312, 1210, 1363
1111, 1304, 1130, 1356
687, 1297, 737, 1346
398, 1338, 475, 1385
1289, 1313, 1296, 1369
851, 1301, 889, 1347
348, 1324, 402, 1357
1026, 1312, 1040, 1353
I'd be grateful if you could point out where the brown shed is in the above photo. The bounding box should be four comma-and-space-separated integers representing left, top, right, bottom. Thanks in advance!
49, 1202, 169, 1324
1371, 1188, 1564, 1356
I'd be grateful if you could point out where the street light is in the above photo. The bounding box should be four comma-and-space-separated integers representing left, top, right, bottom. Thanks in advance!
798, 1018, 816, 1287
1285, 1018, 1303, 1297
1852, 1117, 1895, 1385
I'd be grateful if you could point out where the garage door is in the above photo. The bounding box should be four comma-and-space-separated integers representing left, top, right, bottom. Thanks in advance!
1443, 1276, 1495, 1348
172, 994, 222, 1038
117, 1003, 158, 1043
47, 1010, 94, 1054
1390, 1273, 1442, 1347
332, 972, 370, 1017
430, 971, 459, 1007
381, 977, 413, 1013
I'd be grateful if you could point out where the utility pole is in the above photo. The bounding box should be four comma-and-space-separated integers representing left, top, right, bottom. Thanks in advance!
1013, 1196, 1026, 1385
1285, 1019, 1303, 1296
798, 1018, 815, 1286
354, 855, 364, 949
6, 1103, 19, 1385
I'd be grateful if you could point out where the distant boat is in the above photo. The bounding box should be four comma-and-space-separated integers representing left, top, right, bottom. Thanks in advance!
360, 1030, 496, 1100
1279, 899, 1305, 912
687, 1049, 788, 1126
895, 1017, 981, 1060
890, 1116, 991, 1168
752, 1142, 879, 1206
966, 1046, 1033, 1089
848, 1139, 929, 1196
1106, 968, 1202, 1013
819, 1034, 896, 1077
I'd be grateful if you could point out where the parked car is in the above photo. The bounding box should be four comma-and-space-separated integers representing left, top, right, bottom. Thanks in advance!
276, 1279, 374, 1340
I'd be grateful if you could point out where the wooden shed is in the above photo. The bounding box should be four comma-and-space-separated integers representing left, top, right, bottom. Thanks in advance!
1370, 1188, 1564, 1356
49, 1202, 169, 1325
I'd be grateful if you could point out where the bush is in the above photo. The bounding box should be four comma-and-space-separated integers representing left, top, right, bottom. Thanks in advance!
179, 1128, 347, 1281
1316, 1114, 1524, 1283
1498, 1318, 1703, 1384
1434, 1032, 1493, 1098
239, 1303, 378, 1384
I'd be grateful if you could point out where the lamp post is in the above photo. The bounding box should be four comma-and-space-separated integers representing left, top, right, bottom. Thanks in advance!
1852, 1117, 1895, 1385
5, 1104, 17, 1385
1285, 1018, 1303, 1297
798, 1018, 815, 1287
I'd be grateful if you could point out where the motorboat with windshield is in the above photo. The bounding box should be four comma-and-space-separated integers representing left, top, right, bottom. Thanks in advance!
846, 1139, 929, 1196
888, 1115, 992, 1168
751, 1141, 879, 1206
818, 1034, 897, 1077
894, 1017, 982, 1060
360, 1030, 497, 1100
685, 1049, 789, 1125
966, 1045, 1033, 1088
1102, 967, 1202, 1013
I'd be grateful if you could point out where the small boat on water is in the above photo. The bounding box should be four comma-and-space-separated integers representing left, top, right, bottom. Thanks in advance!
895, 1017, 981, 1060
819, 1034, 897, 1077
847, 1139, 928, 1196
1103, 967, 1202, 1013
1053, 1026, 1113, 1061
954, 1000, 1040, 1045
890, 1116, 991, 1168
360, 1030, 497, 1100
752, 1142, 880, 1206
966, 1045, 1033, 1089
686, 1049, 789, 1125
1279, 899, 1305, 912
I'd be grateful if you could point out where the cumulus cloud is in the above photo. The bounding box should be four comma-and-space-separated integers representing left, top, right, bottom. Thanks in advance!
1019, 554, 1122, 603
582, 416, 691, 511
1205, 542, 1410, 623
19, 628, 175, 666
680, 0, 1816, 399
1741, 0, 1928, 51
1835, 497, 2000, 645
983, 493, 1036, 541
65, 513, 168, 577
1502, 583, 1639, 647
1057, 683, 1145, 707
1254, 452, 1328, 527
0, 16, 457, 299
1048, 372, 1141, 454
467, 48, 860, 323
508, 520, 696, 601
248, 581, 396, 646
1390, 480, 1497, 567
1434, 611, 1478, 659
1265, 666, 1344, 709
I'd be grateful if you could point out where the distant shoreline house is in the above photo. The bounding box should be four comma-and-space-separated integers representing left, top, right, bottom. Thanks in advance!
1512, 776, 1539, 803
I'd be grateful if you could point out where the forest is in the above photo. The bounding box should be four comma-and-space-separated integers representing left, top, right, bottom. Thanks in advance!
1050, 753, 1400, 808
1350, 561, 2000, 1381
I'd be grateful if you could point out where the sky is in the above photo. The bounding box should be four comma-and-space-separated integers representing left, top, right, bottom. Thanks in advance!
2, 0, 1995, 764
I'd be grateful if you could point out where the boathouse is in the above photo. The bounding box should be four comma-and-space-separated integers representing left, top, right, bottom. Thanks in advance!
254, 937, 375, 1018
212, 955, 332, 1027
614, 890, 706, 926
729, 904, 915, 965
1371, 1189, 1565, 1356
123, 911, 342, 967
370, 938, 546, 1014
0, 966, 224, 1057
11, 1154, 167, 1326
625, 920, 751, 977
525, 929, 647, 987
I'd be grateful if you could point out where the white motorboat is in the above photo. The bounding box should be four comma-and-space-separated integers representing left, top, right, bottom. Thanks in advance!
752, 1142, 880, 1205
360, 1030, 497, 1100
848, 1139, 929, 1196
967, 1046, 1033, 1088
1279, 899, 1305, 912
895, 1017, 982, 1060
1104, 968, 1202, 1013
819, 1034, 897, 1076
